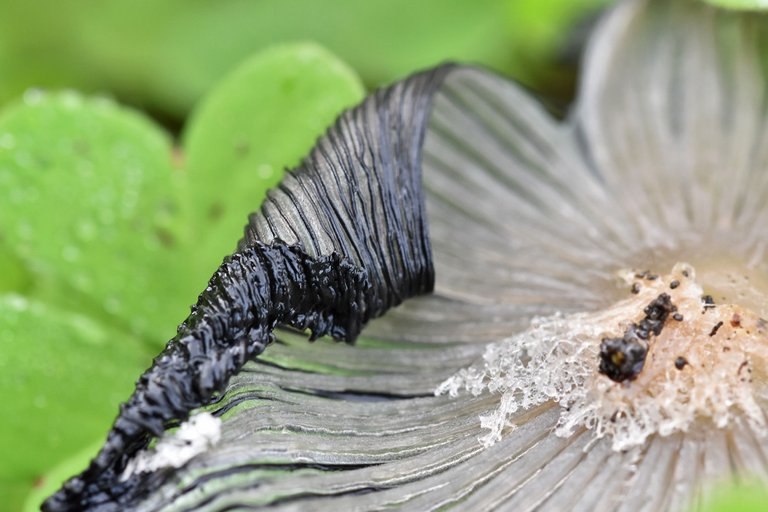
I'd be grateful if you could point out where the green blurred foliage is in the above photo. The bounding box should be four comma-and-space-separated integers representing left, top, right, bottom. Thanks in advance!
704, 0, 768, 10
701, 480, 768, 512
0, 296, 146, 506
0, 90, 194, 344
21, 440, 100, 512
0, 0, 608, 125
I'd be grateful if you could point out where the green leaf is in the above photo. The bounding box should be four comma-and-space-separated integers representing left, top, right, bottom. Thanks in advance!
0, 241, 33, 293
501, 0, 610, 101
0, 91, 195, 343
702, 480, 768, 512
21, 441, 101, 512
0, 0, 516, 119
703, 0, 768, 10
182, 43, 364, 275
503, 0, 608, 50
0, 296, 147, 509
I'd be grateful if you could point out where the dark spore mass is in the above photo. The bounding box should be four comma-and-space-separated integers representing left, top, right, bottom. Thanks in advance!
599, 293, 677, 383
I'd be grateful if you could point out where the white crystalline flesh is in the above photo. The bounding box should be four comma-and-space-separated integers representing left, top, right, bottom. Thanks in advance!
436, 263, 768, 451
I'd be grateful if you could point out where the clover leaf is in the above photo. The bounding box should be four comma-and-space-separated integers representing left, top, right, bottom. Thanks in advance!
0, 43, 363, 510
0, 296, 146, 508
182, 43, 364, 276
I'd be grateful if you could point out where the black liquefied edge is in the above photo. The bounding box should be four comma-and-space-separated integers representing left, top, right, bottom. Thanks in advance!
43, 64, 455, 511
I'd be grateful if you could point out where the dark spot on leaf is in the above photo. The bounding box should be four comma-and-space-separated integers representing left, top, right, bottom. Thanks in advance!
155, 227, 176, 248
72, 139, 90, 156
234, 140, 250, 157
208, 202, 224, 221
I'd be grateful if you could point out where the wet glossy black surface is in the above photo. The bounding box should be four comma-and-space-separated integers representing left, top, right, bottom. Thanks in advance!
43, 64, 451, 511
44, 242, 379, 510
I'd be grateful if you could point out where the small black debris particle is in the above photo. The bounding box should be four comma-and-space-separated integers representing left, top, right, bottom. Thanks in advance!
631, 282, 641, 294
672, 313, 683, 321
669, 280, 680, 289
682, 270, 690, 278
674, 357, 688, 370
599, 334, 648, 382
640, 293, 676, 338
702, 295, 716, 308
709, 321, 724, 337
738, 360, 749, 375
599, 293, 677, 383
635, 270, 658, 280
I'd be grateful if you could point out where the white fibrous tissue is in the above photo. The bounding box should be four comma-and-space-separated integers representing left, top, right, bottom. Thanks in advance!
436, 263, 768, 451
121, 412, 222, 480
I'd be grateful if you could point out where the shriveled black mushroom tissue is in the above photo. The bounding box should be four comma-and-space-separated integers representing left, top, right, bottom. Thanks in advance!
43, 65, 454, 511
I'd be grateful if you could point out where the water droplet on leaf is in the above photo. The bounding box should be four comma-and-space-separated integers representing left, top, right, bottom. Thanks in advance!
0, 133, 16, 150
23, 88, 44, 106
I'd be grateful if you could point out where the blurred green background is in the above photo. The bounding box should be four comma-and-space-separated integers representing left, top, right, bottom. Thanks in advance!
1, 0, 765, 510
0, 0, 606, 130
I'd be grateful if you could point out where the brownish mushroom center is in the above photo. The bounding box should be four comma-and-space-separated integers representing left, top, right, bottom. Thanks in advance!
438, 262, 768, 450
602, 263, 768, 390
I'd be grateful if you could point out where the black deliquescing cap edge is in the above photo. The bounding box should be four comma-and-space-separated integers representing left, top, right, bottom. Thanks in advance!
43, 63, 457, 511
